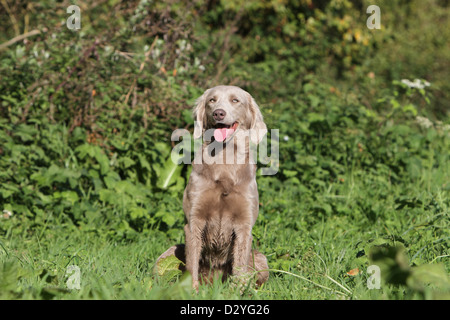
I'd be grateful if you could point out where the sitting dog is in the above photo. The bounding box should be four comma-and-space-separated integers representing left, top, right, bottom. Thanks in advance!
157, 85, 269, 290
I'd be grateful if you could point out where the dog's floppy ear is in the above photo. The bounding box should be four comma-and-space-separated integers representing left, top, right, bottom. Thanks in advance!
193, 90, 208, 139
248, 94, 267, 145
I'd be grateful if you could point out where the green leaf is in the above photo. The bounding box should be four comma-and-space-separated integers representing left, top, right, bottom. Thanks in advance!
182, 109, 193, 124
283, 169, 298, 178
402, 103, 417, 116
155, 255, 184, 281
130, 207, 147, 220
98, 189, 117, 204
53, 191, 79, 205
0, 188, 15, 199
138, 154, 151, 171
14, 124, 38, 142
369, 244, 410, 286
407, 263, 450, 291
75, 143, 94, 159
155, 209, 178, 227
75, 144, 110, 174
307, 112, 325, 123
103, 171, 121, 189
119, 156, 135, 169
0, 260, 18, 292
156, 157, 183, 190
110, 139, 129, 151
93, 148, 110, 175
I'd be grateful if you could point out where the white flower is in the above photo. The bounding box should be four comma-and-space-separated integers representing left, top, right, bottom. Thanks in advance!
401, 79, 412, 86
401, 79, 431, 89
2, 210, 12, 219
283, 135, 289, 141
415, 116, 433, 129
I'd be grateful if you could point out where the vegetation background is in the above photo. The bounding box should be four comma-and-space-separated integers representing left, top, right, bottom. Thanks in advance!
0, 0, 448, 300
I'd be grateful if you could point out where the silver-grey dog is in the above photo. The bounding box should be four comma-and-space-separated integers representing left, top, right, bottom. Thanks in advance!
157, 86, 269, 290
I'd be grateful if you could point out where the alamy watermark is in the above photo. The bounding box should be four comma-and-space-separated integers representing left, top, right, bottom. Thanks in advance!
66, 5, 81, 30
367, 265, 381, 289
366, 5, 381, 29
65, 4, 380, 31
66, 265, 81, 290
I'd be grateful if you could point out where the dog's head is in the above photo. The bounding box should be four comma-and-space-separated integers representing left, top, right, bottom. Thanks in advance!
193, 85, 267, 144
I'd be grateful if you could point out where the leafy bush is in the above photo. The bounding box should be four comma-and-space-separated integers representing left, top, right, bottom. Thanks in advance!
0, 0, 448, 299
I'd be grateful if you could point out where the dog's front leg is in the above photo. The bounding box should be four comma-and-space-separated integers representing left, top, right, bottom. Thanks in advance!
230, 223, 254, 293
232, 223, 253, 276
184, 221, 205, 291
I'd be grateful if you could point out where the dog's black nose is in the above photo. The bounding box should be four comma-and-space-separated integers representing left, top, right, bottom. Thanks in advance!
213, 109, 226, 121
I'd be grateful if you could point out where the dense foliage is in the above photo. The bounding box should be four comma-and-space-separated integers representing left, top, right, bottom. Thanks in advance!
0, 0, 448, 299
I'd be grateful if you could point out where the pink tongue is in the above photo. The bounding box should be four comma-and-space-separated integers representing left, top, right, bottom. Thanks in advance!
214, 128, 235, 142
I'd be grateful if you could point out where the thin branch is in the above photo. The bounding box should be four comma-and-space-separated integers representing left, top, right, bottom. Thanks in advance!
0, 28, 47, 51
1, 0, 20, 36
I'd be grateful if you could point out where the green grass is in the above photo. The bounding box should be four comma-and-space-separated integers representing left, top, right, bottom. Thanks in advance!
1, 164, 448, 300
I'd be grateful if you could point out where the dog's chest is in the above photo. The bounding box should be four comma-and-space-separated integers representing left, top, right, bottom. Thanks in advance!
200, 216, 235, 265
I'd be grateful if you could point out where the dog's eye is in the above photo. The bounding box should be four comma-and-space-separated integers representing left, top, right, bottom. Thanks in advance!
232, 98, 239, 103
209, 98, 216, 103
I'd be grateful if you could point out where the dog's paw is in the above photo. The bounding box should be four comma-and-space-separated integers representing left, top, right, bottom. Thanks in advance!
192, 280, 200, 293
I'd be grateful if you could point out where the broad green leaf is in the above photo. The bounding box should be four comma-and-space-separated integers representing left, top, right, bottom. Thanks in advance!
402, 103, 417, 116
75, 143, 94, 159
53, 191, 79, 205
407, 263, 450, 291
138, 154, 151, 171
0, 263, 16, 292
98, 189, 117, 204
156, 255, 184, 281
155, 209, 178, 227
369, 244, 410, 286
130, 207, 147, 220
156, 157, 183, 190
307, 112, 325, 122
283, 169, 298, 178
93, 148, 110, 175
119, 156, 135, 169
0, 189, 14, 199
